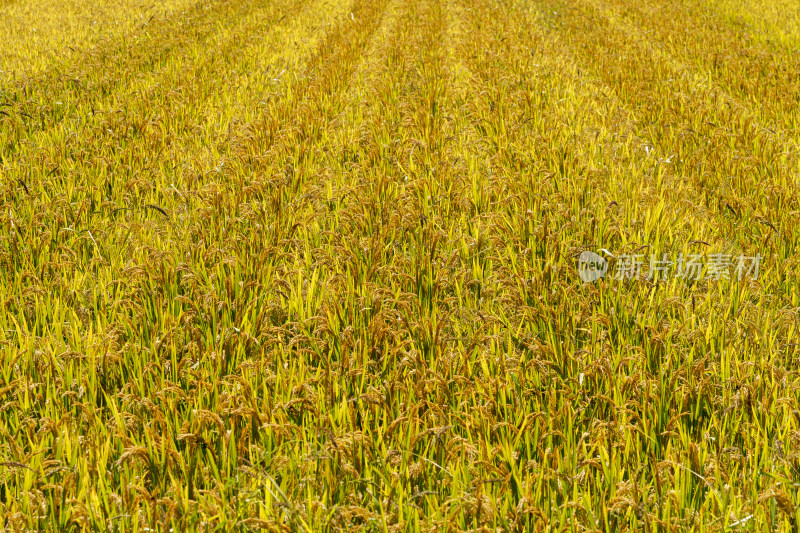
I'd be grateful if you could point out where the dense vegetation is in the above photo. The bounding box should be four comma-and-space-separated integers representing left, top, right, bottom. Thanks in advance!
1, 0, 800, 529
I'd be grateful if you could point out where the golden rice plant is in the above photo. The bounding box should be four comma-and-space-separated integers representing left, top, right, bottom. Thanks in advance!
0, 0, 799, 530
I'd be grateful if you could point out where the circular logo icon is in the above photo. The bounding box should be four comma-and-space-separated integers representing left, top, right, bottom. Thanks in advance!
578, 251, 608, 282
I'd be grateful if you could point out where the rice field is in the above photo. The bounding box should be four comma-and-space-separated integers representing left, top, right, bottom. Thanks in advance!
1, 0, 800, 530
